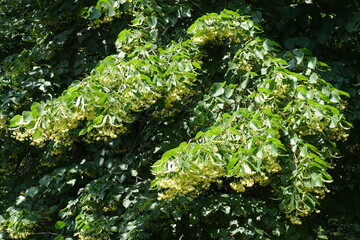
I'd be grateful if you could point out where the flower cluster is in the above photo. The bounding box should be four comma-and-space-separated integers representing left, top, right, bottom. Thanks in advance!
83, 125, 127, 143
192, 28, 241, 45
157, 161, 225, 200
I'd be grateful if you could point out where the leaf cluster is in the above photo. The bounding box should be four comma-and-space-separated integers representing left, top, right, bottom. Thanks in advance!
0, 0, 358, 239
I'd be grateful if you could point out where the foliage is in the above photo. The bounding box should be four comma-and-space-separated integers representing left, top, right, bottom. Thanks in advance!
0, 0, 359, 239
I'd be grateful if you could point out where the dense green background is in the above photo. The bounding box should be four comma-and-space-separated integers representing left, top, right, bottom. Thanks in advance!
1, 0, 359, 239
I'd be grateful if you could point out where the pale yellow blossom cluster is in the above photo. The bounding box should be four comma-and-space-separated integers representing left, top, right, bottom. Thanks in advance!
287, 202, 323, 224
0, 118, 6, 129
262, 156, 282, 174
152, 86, 196, 118
83, 125, 127, 143
238, 59, 253, 72
88, 12, 122, 29
128, 90, 161, 111
328, 127, 349, 141
192, 28, 243, 46
3, 229, 32, 239
11, 107, 102, 147
76, 233, 111, 240
1, 220, 38, 239
273, 84, 291, 100
157, 162, 225, 200
287, 215, 303, 225
347, 143, 360, 152
230, 173, 272, 192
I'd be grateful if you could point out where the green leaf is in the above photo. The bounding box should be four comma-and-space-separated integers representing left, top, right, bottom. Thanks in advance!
330, 90, 340, 103
66, 179, 76, 186
224, 86, 234, 98
140, 74, 151, 82
123, 199, 132, 208
256, 149, 264, 159
309, 73, 318, 84
300, 145, 308, 157
240, 20, 253, 30
228, 61, 237, 70
31, 102, 41, 117
211, 83, 224, 97
107, 6, 116, 17
195, 131, 203, 139
55, 221, 66, 230
16, 196, 26, 205
192, 62, 201, 69
270, 145, 278, 155
222, 206, 231, 214
311, 173, 324, 187
293, 49, 304, 64
255, 49, 264, 59
262, 39, 272, 51
26, 187, 39, 198
184, 72, 197, 79
307, 57, 317, 70
314, 107, 325, 117
22, 111, 34, 123
161, 148, 179, 161
9, 115, 22, 127
252, 11, 262, 23
223, 9, 240, 17
40, 175, 52, 187
287, 71, 308, 81
89, 6, 101, 19
227, 155, 239, 172
93, 115, 104, 125
242, 163, 253, 175
0, 215, 5, 224
320, 171, 333, 181
329, 115, 340, 128
258, 87, 272, 95
272, 58, 288, 65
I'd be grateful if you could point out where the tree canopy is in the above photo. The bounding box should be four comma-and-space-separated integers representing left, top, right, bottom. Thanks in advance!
1, 0, 359, 239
